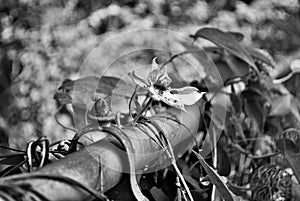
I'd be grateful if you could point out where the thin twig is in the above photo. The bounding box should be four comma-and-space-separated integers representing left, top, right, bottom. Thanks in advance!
161, 49, 205, 68
229, 142, 279, 159
0, 145, 25, 153
129, 85, 138, 120
133, 99, 153, 124
54, 105, 77, 133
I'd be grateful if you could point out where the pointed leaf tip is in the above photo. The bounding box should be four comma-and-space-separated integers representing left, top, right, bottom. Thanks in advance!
193, 151, 235, 201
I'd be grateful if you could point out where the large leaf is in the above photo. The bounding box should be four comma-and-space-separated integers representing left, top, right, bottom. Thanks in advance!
191, 28, 258, 72
57, 75, 128, 130
58, 75, 125, 95
181, 42, 250, 85
200, 104, 227, 157
242, 86, 270, 132
180, 41, 223, 84
203, 47, 251, 82
227, 32, 244, 42
193, 151, 235, 201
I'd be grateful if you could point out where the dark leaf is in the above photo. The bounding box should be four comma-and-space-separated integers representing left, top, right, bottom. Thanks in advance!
190, 190, 208, 200
0, 165, 22, 177
182, 174, 201, 190
0, 41, 24, 92
106, 174, 136, 201
0, 154, 25, 165
59, 75, 125, 95
150, 187, 169, 201
200, 104, 227, 157
242, 87, 270, 131
53, 92, 72, 105
227, 31, 244, 42
227, 183, 248, 197
204, 47, 250, 82
0, 128, 8, 146
293, 183, 300, 201
229, 93, 242, 115
190, 76, 222, 93
177, 159, 191, 176
191, 27, 257, 72
223, 55, 251, 79
193, 151, 235, 201
217, 145, 231, 176
11, 58, 24, 81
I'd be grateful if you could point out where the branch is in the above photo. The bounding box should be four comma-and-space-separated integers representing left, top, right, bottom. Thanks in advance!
0, 104, 200, 201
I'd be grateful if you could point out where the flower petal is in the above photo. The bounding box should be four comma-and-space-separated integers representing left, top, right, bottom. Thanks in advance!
128, 71, 149, 88
170, 87, 206, 105
148, 57, 161, 84
147, 58, 172, 87
160, 90, 187, 112
148, 86, 161, 101
170, 86, 199, 94
157, 65, 172, 87
175, 91, 206, 105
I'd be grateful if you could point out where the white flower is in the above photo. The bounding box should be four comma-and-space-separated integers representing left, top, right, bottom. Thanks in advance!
128, 58, 205, 112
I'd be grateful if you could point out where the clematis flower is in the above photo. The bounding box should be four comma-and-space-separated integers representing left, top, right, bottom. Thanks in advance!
128, 58, 206, 112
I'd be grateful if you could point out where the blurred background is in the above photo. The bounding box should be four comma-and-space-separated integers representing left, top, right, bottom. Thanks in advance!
0, 0, 299, 149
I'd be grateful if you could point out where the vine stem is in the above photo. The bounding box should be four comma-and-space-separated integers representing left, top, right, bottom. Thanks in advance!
129, 85, 138, 120
133, 98, 153, 124
165, 138, 194, 201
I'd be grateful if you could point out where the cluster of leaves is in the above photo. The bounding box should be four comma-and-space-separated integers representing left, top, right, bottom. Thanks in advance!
182, 27, 300, 201
51, 27, 300, 201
